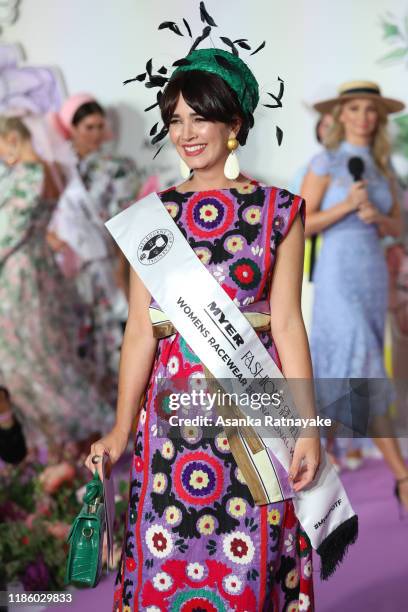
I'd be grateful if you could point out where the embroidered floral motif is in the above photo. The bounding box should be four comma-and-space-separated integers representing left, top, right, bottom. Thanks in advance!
186, 191, 234, 238
223, 573, 244, 594
215, 433, 230, 453
174, 451, 224, 505
197, 514, 216, 535
268, 508, 281, 525
225, 235, 244, 253
244, 206, 262, 225
229, 258, 261, 290
186, 561, 206, 580
145, 524, 174, 558
222, 531, 255, 565
194, 246, 212, 264
165, 203, 179, 218
162, 440, 175, 459
165, 505, 182, 525
235, 183, 257, 194
299, 593, 311, 610
153, 473, 167, 494
227, 497, 247, 517
152, 571, 173, 591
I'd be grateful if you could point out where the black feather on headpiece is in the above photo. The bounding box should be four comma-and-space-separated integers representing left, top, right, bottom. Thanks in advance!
153, 144, 166, 159
183, 18, 193, 38
250, 40, 266, 56
172, 58, 192, 68
149, 122, 159, 136
158, 21, 183, 36
234, 38, 251, 51
123, 72, 146, 85
145, 75, 168, 89
263, 78, 285, 109
151, 125, 169, 145
220, 37, 239, 56
199, 2, 217, 27
214, 54, 235, 70
189, 25, 211, 53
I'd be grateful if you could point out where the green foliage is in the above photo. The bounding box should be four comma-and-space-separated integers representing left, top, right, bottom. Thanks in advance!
0, 460, 129, 591
0, 521, 67, 589
378, 14, 408, 65
378, 12, 408, 177
394, 114, 408, 159
381, 21, 400, 39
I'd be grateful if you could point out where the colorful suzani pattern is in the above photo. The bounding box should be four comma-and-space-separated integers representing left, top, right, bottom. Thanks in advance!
114, 184, 312, 611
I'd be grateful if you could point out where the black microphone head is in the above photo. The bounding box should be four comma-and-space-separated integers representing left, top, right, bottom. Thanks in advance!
348, 156, 365, 181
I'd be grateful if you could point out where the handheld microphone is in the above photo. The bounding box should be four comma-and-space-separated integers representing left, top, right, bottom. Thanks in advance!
348, 156, 365, 182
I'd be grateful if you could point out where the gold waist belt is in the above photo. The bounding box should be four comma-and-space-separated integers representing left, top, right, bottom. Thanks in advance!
149, 308, 270, 339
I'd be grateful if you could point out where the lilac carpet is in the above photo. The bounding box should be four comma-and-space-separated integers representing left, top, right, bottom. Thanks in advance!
45, 458, 408, 612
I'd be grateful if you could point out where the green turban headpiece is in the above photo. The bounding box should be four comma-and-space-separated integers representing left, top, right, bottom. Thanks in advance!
171, 48, 259, 119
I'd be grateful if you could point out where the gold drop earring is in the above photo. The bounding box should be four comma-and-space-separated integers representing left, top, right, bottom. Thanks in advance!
224, 137, 240, 180
179, 156, 191, 179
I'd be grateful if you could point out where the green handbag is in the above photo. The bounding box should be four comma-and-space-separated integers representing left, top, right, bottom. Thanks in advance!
65, 472, 106, 588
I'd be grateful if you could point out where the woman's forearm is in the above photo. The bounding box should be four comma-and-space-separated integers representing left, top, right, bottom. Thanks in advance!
376, 213, 402, 239
305, 198, 352, 237
272, 317, 317, 423
114, 328, 157, 436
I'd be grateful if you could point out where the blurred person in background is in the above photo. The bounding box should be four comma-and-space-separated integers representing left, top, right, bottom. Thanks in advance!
49, 95, 139, 392
292, 112, 334, 194
387, 191, 408, 447
0, 116, 114, 462
301, 81, 408, 510
0, 383, 27, 465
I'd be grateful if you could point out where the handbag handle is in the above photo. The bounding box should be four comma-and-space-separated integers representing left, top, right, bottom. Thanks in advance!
83, 471, 103, 504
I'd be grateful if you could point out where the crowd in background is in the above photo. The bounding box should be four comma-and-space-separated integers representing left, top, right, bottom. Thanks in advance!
0, 87, 408, 472
0, 93, 140, 464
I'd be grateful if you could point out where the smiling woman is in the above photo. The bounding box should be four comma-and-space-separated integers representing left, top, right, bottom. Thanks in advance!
160, 63, 252, 184
85, 11, 357, 610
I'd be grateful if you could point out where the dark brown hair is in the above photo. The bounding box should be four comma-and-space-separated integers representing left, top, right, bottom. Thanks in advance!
72, 101, 105, 127
160, 70, 253, 145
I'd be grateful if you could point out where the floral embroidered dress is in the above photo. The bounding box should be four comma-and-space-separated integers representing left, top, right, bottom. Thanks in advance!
50, 151, 139, 384
114, 184, 314, 612
0, 162, 114, 450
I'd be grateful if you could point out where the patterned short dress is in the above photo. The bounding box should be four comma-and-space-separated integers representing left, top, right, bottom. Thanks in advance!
114, 184, 314, 611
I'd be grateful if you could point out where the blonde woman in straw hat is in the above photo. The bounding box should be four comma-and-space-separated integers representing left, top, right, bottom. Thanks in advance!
301, 80, 408, 511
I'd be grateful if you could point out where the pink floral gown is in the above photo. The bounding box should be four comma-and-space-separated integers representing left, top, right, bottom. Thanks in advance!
0, 162, 114, 450
114, 183, 314, 611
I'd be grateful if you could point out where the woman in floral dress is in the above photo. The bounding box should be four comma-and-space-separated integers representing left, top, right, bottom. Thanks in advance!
49, 95, 139, 387
0, 116, 114, 458
86, 44, 324, 607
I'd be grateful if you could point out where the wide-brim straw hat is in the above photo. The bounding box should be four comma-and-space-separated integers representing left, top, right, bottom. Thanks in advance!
313, 80, 405, 115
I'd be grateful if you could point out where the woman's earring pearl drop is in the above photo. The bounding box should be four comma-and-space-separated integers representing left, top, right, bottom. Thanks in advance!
224, 137, 240, 180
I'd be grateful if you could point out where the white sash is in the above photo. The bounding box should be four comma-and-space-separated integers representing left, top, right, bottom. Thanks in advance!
105, 192, 357, 559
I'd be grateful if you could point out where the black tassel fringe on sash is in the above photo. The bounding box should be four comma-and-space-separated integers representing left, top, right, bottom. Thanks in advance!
317, 515, 359, 580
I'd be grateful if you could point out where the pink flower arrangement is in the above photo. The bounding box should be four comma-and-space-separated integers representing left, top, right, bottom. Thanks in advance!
38, 461, 76, 494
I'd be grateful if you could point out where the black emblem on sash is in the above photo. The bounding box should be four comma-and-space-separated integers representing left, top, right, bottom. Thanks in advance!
138, 229, 174, 264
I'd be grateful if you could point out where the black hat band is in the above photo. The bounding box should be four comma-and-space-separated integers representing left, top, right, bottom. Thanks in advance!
340, 87, 380, 96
